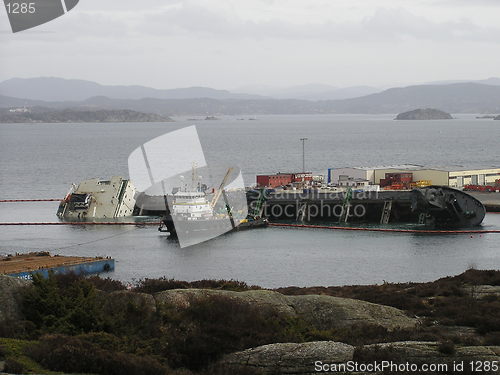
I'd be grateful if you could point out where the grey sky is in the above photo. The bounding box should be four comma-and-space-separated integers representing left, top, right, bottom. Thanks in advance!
1, 0, 499, 90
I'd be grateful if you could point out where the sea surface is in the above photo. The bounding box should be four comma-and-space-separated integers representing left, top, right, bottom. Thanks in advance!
1, 114, 499, 287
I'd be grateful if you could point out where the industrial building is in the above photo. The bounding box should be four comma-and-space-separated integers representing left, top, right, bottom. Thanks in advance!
327, 165, 500, 188
256, 172, 313, 188
448, 168, 500, 187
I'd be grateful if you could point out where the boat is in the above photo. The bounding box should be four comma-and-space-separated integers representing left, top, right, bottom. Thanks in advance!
158, 168, 267, 246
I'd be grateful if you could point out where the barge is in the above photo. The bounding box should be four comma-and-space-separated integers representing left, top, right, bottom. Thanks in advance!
0, 252, 115, 280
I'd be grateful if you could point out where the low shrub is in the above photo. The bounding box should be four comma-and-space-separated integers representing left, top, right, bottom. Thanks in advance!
438, 340, 455, 355
4, 358, 26, 374
159, 294, 304, 370
484, 331, 500, 345
87, 275, 127, 292
27, 334, 169, 375
134, 278, 260, 294
21, 272, 104, 335
0, 319, 37, 340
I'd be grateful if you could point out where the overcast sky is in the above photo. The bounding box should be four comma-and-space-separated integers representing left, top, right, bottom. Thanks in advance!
1, 0, 499, 90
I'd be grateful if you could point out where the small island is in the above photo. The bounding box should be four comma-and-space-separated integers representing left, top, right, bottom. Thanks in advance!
395, 108, 453, 120
476, 115, 497, 119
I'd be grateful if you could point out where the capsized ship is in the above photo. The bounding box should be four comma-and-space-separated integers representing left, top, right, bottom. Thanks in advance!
57, 177, 136, 220
255, 185, 486, 228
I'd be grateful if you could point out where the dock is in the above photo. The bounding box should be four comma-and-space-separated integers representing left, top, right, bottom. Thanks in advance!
469, 192, 500, 212
0, 252, 115, 280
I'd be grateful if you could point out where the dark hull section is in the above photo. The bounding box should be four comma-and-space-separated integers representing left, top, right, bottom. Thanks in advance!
411, 186, 485, 228
252, 186, 485, 229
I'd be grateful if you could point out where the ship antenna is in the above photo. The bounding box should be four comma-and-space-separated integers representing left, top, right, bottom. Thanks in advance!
191, 162, 198, 191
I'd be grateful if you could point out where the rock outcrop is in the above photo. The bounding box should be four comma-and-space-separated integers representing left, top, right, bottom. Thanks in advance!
462, 284, 500, 298
356, 341, 500, 364
153, 289, 417, 331
0, 275, 30, 322
286, 294, 416, 331
494, 115, 500, 120
220, 341, 500, 374
395, 108, 453, 120
220, 341, 354, 375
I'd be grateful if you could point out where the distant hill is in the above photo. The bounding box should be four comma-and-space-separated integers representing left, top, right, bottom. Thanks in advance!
2, 82, 500, 115
477, 77, 500, 86
0, 94, 322, 115
426, 77, 500, 86
0, 107, 173, 123
0, 77, 266, 102
321, 83, 500, 113
238, 84, 381, 100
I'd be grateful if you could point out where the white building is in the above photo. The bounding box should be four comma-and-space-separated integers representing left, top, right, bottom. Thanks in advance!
328, 165, 500, 188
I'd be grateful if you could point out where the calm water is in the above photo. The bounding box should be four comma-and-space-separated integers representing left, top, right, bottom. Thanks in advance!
1, 114, 499, 287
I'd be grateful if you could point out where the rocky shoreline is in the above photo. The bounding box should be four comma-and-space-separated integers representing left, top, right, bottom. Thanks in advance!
1, 269, 499, 374
0, 107, 173, 123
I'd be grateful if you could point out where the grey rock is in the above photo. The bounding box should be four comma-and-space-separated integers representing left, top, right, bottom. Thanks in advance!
287, 294, 417, 331
154, 289, 295, 315
154, 289, 417, 331
495, 115, 500, 120
220, 341, 354, 375
462, 285, 500, 298
395, 108, 453, 120
0, 275, 30, 322
358, 341, 500, 364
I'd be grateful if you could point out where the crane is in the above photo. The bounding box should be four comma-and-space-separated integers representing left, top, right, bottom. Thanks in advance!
210, 168, 234, 209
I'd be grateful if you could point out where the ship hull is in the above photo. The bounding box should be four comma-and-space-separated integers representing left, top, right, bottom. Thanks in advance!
254, 186, 485, 228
